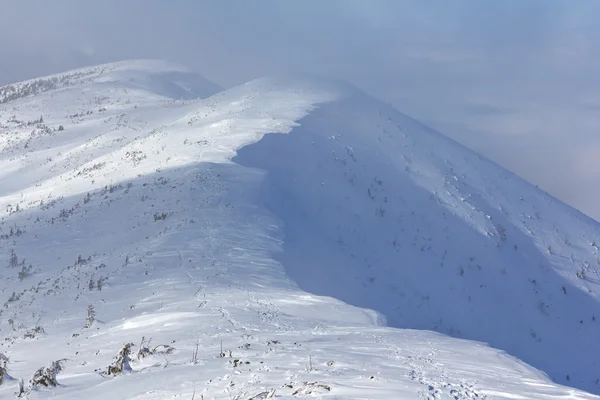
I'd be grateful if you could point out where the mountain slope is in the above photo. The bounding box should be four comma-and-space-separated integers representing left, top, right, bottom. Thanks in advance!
235, 77, 600, 392
0, 62, 598, 399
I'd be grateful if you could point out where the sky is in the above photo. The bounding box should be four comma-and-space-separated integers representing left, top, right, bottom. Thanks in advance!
2, 0, 600, 220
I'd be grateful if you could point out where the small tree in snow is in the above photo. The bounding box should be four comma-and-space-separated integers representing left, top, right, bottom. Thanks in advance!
9, 249, 18, 268
84, 304, 95, 328
105, 343, 134, 376
0, 353, 11, 386
30, 361, 61, 388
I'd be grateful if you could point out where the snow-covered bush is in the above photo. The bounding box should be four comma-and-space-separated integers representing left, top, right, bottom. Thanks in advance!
105, 343, 134, 376
30, 360, 64, 388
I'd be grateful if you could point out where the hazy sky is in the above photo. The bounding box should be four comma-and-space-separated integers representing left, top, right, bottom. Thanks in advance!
2, 1, 600, 220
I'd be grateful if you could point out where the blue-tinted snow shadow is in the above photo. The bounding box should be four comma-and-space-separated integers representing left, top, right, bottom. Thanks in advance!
233, 99, 600, 394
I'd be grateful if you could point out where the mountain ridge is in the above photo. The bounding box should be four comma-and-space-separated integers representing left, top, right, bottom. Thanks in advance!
0, 60, 598, 398
0, 59, 222, 105
234, 86, 600, 391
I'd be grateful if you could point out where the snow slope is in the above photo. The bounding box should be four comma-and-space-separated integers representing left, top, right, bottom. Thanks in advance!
235, 79, 600, 392
0, 61, 598, 399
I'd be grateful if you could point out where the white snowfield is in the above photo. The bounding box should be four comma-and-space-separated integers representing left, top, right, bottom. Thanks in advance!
0, 60, 599, 399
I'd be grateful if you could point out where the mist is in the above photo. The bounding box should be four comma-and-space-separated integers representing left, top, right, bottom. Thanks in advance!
2, 0, 600, 220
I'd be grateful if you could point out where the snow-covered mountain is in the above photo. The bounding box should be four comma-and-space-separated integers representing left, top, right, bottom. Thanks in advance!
0, 60, 599, 399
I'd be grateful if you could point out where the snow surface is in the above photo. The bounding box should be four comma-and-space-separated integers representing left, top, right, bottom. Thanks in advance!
0, 60, 599, 399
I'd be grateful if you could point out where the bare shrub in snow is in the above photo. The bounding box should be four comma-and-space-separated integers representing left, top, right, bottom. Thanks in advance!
191, 343, 199, 364
306, 355, 314, 372
137, 337, 150, 360
494, 224, 507, 245
23, 326, 45, 339
154, 212, 168, 221
17, 378, 25, 397
150, 344, 176, 357
17, 264, 32, 281
288, 381, 331, 395
75, 254, 91, 266
248, 389, 276, 399
137, 337, 175, 360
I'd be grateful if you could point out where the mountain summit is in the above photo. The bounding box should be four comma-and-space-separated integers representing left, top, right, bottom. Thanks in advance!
0, 60, 598, 399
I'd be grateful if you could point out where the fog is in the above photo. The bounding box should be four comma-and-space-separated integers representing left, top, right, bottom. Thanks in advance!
2, 0, 600, 220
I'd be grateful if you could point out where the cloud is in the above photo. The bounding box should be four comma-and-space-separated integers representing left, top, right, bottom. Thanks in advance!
1, 1, 600, 219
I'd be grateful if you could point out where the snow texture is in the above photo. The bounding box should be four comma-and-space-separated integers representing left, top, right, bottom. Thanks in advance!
0, 60, 598, 399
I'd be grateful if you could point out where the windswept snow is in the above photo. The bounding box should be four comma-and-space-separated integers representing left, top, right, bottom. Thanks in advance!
235, 87, 600, 393
0, 61, 598, 399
